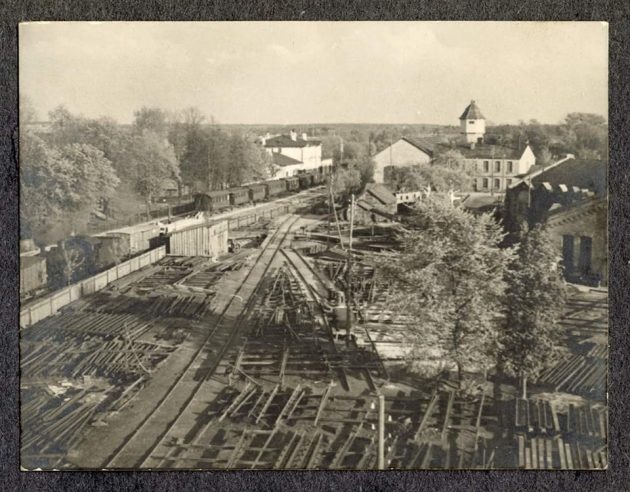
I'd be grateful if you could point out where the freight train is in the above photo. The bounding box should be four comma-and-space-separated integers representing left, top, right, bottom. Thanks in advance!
194, 170, 326, 213
20, 170, 328, 298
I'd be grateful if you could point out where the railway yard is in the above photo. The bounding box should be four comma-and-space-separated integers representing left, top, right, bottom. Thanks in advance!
20, 200, 608, 470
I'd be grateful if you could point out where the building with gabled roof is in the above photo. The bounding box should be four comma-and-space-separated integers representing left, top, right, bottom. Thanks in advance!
372, 136, 437, 183
258, 130, 331, 178
504, 155, 607, 285
373, 101, 536, 193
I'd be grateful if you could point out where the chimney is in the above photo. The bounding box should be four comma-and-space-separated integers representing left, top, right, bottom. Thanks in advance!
302, 133, 308, 141
290, 130, 297, 141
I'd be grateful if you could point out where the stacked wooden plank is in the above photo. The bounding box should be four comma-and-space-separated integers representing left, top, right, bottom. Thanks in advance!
513, 398, 561, 434
516, 434, 607, 469
563, 403, 607, 440
21, 385, 111, 468
537, 354, 606, 397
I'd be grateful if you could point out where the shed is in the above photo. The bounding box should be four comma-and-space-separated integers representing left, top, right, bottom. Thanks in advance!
20, 255, 47, 295
168, 220, 228, 258
106, 223, 160, 255
352, 183, 398, 225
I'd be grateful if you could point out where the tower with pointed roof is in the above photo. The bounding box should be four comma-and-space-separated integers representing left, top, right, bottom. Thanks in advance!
460, 100, 486, 144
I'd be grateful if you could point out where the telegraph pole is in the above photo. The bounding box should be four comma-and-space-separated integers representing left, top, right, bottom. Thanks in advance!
345, 194, 355, 346
377, 393, 385, 469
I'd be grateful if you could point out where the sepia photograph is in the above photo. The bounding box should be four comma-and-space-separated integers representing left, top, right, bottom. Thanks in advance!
18, 21, 608, 470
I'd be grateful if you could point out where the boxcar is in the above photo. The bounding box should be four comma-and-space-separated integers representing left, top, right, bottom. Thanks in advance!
298, 173, 311, 190
229, 188, 250, 207
285, 176, 300, 192
248, 184, 267, 203
20, 255, 47, 295
194, 191, 231, 213
264, 179, 286, 198
312, 171, 324, 186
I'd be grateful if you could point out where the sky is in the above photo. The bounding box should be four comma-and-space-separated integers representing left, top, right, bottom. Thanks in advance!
19, 21, 608, 125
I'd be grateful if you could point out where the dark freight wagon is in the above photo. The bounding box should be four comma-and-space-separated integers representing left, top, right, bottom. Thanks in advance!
20, 255, 47, 296
264, 180, 286, 198
248, 184, 267, 202
194, 191, 231, 213
298, 173, 312, 190
284, 176, 300, 192
229, 188, 250, 207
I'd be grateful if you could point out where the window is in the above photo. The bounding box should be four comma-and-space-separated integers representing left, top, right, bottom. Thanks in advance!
495, 161, 501, 173
469, 120, 475, 124
578, 236, 593, 275
483, 161, 489, 172
482, 178, 488, 189
494, 178, 501, 190
507, 178, 513, 187
507, 161, 513, 173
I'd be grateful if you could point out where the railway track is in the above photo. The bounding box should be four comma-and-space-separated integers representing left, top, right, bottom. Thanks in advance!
279, 248, 350, 391
102, 214, 301, 469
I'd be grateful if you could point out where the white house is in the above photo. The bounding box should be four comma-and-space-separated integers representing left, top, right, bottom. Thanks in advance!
260, 130, 332, 178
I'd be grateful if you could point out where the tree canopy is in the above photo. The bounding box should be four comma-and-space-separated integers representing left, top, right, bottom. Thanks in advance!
385, 162, 472, 193
20, 131, 120, 239
375, 197, 514, 385
498, 225, 567, 398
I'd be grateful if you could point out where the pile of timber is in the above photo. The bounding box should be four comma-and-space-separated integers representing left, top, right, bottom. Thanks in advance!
513, 398, 560, 434
537, 354, 606, 397
515, 434, 607, 469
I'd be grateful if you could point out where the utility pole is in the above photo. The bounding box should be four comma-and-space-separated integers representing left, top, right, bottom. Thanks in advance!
345, 194, 355, 346
326, 173, 332, 249
377, 394, 385, 470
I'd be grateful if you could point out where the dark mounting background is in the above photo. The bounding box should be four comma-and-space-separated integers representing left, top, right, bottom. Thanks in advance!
1, 2, 627, 490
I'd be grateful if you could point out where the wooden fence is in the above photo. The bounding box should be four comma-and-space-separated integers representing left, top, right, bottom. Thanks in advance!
20, 247, 166, 328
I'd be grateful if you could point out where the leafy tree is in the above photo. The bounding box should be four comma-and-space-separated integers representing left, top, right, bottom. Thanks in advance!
376, 197, 514, 386
133, 106, 168, 138
561, 112, 607, 159
180, 126, 210, 191
332, 165, 362, 203
20, 131, 120, 239
431, 148, 465, 170
128, 130, 179, 217
498, 225, 567, 399
386, 163, 471, 193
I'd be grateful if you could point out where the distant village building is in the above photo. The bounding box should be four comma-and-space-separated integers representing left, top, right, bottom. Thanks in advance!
259, 130, 332, 178
504, 156, 607, 285
373, 101, 537, 193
